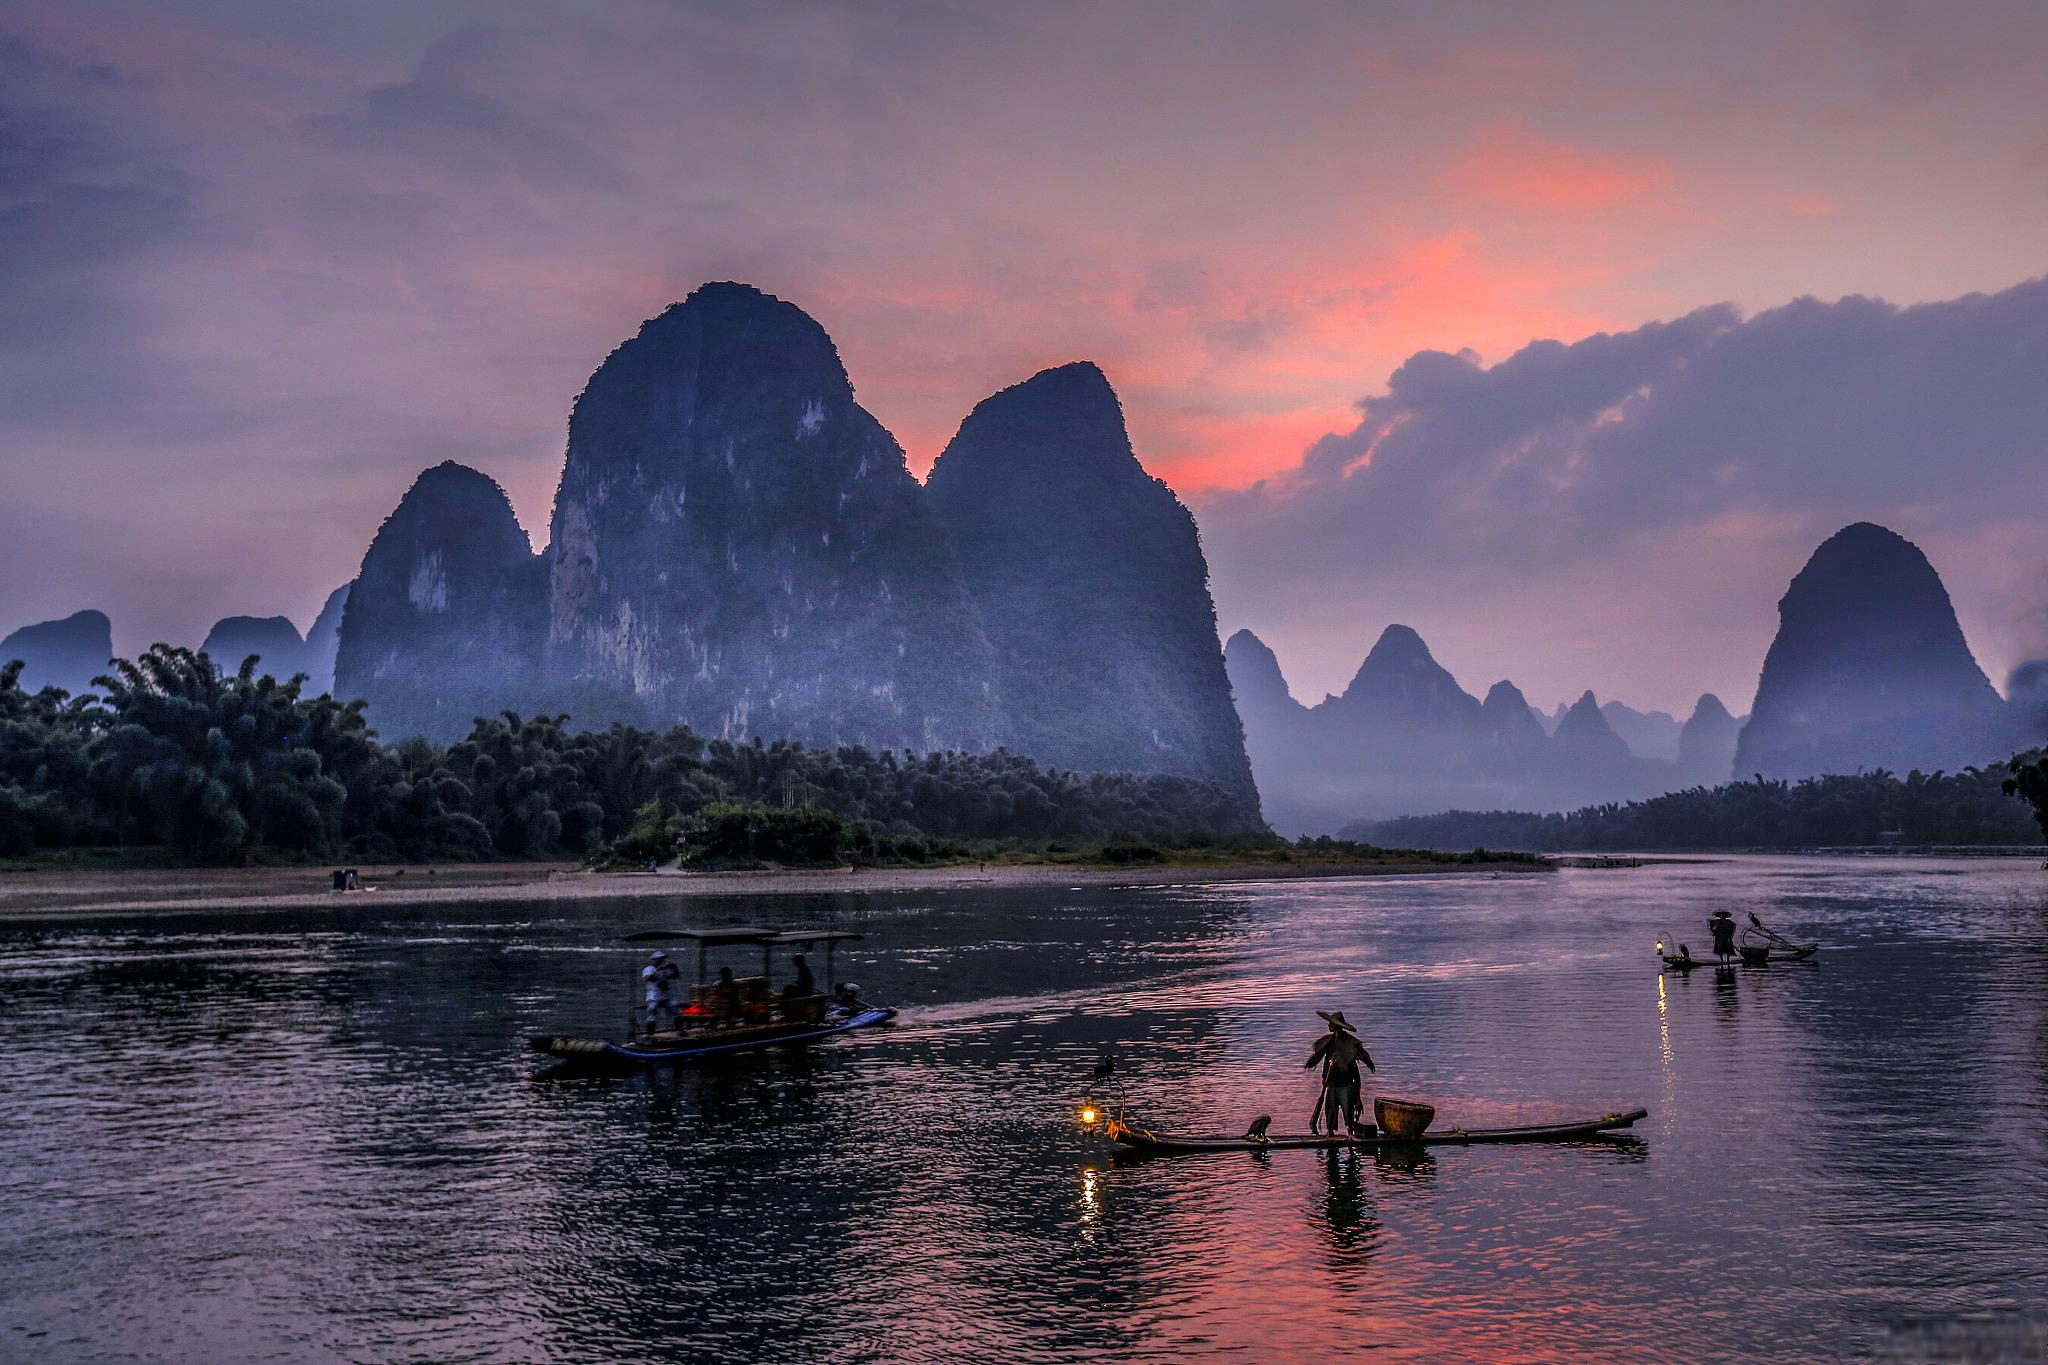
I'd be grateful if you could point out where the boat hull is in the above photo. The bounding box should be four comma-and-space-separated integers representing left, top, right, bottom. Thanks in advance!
1662, 946, 1815, 970
1106, 1106, 1648, 1155
530, 1006, 896, 1066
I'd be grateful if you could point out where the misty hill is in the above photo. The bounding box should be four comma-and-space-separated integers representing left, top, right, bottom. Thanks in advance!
0, 610, 111, 696
1677, 693, 1741, 786
334, 461, 547, 741
1349, 762, 2039, 852
1227, 624, 1691, 831
1480, 680, 1548, 761
927, 362, 1255, 804
1600, 700, 1681, 761
200, 616, 306, 677
302, 583, 352, 695
1554, 691, 1634, 770
1734, 523, 2019, 780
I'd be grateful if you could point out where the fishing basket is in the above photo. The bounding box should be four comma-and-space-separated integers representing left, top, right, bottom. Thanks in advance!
1374, 1097, 1436, 1139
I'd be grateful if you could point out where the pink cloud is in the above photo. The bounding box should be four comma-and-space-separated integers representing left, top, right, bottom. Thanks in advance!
1441, 124, 1669, 214
1787, 193, 1842, 217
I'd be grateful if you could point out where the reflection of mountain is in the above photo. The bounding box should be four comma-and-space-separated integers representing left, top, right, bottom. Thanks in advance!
1226, 624, 1739, 833
1736, 523, 2020, 780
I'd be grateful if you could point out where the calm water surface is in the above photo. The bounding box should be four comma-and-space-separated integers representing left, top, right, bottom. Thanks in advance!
2, 856, 2045, 1362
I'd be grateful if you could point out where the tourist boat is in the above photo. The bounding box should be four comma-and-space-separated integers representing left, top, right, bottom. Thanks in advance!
1089, 1106, 1649, 1155
528, 927, 896, 1067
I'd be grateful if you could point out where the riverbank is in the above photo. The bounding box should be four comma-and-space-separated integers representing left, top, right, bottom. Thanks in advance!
0, 855, 1547, 919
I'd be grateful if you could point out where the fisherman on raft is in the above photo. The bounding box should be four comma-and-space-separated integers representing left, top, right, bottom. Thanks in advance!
1306, 1009, 1376, 1137
1709, 909, 1738, 962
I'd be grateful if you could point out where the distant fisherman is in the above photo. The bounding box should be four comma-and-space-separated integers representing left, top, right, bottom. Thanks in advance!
1709, 910, 1737, 962
1306, 1010, 1376, 1137
642, 951, 681, 1027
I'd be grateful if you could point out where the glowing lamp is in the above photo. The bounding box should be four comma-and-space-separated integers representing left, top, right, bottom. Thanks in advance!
1075, 1101, 1102, 1130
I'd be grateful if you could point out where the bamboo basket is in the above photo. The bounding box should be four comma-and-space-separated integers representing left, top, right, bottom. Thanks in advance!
1373, 1097, 1436, 1139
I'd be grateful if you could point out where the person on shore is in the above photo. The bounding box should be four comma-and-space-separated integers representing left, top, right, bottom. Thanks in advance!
1305, 1010, 1376, 1136
641, 951, 681, 1028
1709, 910, 1737, 962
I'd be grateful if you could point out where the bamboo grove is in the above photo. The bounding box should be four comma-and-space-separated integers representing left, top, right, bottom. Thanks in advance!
0, 647, 1264, 864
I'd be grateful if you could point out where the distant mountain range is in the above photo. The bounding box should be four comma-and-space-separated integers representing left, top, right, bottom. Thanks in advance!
1230, 520, 2039, 833
1226, 623, 1744, 833
5, 285, 2039, 839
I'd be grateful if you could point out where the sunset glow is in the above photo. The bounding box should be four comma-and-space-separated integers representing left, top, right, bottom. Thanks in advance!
4, 0, 2047, 710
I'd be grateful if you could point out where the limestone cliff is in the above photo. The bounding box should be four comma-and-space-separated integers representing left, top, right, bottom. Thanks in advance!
546, 282, 997, 749
335, 462, 546, 741
928, 362, 1255, 806
1734, 523, 2016, 779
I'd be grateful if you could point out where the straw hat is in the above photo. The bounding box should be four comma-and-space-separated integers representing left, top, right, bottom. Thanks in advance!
1316, 1009, 1357, 1034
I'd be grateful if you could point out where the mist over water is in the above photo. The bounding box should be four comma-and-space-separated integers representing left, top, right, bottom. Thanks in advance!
2, 858, 2044, 1362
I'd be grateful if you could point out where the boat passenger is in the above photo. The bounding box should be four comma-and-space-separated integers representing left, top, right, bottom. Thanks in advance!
790, 953, 816, 997
642, 951, 681, 1027
710, 966, 740, 1025
832, 982, 863, 1013
1709, 910, 1737, 961
1305, 1010, 1376, 1136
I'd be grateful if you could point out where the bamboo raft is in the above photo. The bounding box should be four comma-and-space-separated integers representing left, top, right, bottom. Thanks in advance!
1103, 1106, 1649, 1155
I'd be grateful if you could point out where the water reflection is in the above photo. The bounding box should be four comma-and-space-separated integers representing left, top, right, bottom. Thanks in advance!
0, 858, 2043, 1361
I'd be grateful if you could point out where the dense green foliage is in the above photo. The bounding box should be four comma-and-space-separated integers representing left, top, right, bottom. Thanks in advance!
0, 646, 1265, 865
2003, 752, 2048, 839
1353, 762, 2044, 852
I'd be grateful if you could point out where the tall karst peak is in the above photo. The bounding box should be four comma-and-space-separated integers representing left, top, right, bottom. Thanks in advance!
928, 360, 1257, 807
1734, 521, 2016, 780
934, 362, 1149, 489
335, 461, 545, 741
1553, 690, 1634, 766
1224, 630, 1297, 711
1336, 625, 1481, 725
548, 282, 999, 751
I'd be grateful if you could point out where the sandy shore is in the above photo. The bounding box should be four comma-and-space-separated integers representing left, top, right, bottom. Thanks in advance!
0, 857, 1545, 919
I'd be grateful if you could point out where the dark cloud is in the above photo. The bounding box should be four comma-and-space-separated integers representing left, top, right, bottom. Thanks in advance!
1202, 279, 2048, 707
0, 34, 195, 395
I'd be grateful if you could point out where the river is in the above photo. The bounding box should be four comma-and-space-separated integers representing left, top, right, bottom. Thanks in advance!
1, 855, 2043, 1362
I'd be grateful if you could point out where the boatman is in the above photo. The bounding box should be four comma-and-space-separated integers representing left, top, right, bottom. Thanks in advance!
1708, 910, 1738, 962
642, 950, 681, 1028
1305, 1010, 1375, 1136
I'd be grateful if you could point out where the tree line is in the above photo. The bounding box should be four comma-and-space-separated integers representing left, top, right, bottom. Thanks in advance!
1354, 760, 2048, 853
0, 646, 1265, 864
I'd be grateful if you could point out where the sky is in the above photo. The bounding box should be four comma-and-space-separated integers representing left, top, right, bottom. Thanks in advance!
3, 0, 2047, 715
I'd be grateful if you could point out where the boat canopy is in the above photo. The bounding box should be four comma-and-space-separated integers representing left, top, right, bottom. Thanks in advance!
623, 927, 864, 946
621, 926, 866, 988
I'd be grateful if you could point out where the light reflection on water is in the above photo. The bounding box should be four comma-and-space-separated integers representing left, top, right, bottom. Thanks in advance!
0, 856, 2044, 1362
